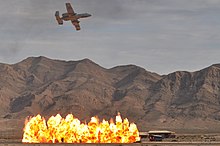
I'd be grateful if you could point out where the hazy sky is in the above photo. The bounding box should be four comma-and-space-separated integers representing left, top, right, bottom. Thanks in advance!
0, 0, 220, 74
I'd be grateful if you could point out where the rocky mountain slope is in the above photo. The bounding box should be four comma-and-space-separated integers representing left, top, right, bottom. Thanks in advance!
0, 56, 220, 137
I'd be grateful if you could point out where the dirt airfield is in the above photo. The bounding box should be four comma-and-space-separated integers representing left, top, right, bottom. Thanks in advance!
0, 119, 220, 145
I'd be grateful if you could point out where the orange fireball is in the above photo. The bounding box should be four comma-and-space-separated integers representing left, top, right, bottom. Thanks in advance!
22, 113, 140, 143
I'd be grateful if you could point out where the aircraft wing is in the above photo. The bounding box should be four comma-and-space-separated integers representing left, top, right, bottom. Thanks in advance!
66, 3, 75, 14
71, 20, 81, 31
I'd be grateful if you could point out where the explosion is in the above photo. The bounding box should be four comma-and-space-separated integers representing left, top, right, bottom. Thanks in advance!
22, 113, 140, 143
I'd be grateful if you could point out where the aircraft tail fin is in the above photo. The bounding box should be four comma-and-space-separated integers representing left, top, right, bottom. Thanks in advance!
55, 11, 63, 25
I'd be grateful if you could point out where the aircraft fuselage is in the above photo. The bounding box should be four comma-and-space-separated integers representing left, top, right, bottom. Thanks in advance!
61, 13, 91, 21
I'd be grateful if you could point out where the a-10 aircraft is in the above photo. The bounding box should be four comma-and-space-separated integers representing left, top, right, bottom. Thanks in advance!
55, 3, 91, 31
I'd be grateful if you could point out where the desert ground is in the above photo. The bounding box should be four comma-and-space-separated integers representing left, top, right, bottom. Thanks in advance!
0, 119, 220, 144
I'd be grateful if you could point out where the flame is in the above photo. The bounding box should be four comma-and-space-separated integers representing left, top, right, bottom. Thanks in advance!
22, 113, 140, 143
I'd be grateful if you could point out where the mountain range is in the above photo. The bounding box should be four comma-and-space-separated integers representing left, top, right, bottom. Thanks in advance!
0, 56, 220, 138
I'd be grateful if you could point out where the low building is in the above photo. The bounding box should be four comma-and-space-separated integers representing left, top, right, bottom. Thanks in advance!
139, 132, 148, 139
148, 130, 176, 141
149, 135, 163, 141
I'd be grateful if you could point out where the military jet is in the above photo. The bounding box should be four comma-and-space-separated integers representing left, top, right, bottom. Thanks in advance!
55, 3, 91, 31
